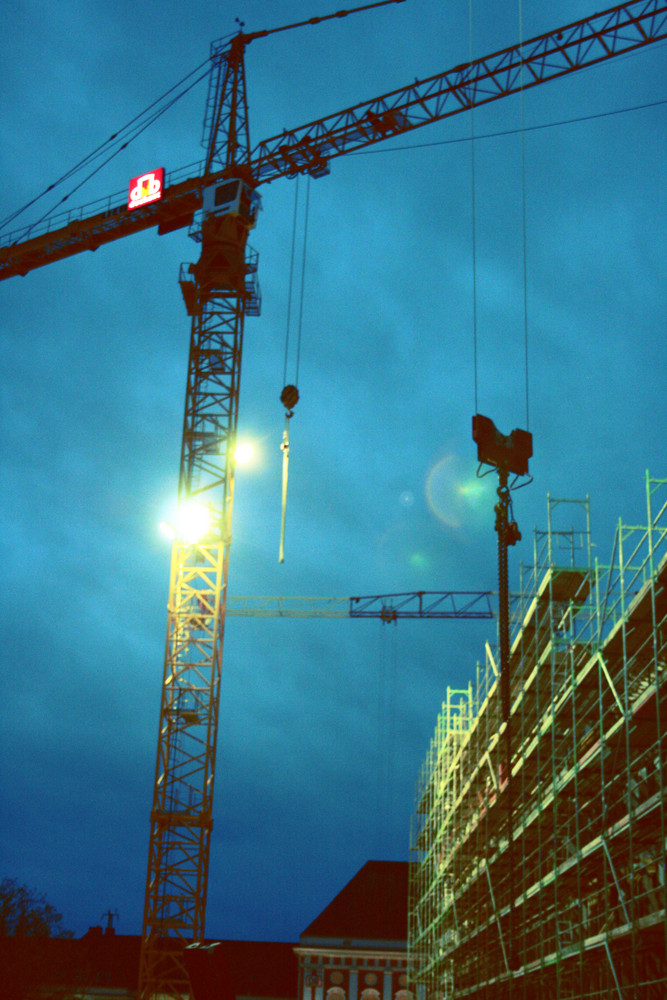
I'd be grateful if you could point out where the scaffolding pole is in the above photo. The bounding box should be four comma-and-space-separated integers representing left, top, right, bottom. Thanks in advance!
409, 474, 667, 1000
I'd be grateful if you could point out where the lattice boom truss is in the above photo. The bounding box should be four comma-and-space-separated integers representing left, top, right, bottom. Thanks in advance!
139, 265, 252, 998
409, 473, 667, 999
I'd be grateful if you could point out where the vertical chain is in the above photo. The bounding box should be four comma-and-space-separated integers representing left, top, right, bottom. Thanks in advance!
495, 470, 517, 982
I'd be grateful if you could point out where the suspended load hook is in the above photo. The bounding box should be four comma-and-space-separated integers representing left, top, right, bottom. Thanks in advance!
279, 385, 299, 562
280, 383, 299, 417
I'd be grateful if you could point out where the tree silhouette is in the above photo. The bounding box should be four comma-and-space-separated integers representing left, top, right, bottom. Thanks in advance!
0, 878, 73, 939
0, 878, 74, 1000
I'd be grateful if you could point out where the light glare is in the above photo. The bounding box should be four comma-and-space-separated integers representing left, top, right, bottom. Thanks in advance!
159, 499, 212, 543
177, 499, 211, 543
235, 442, 254, 464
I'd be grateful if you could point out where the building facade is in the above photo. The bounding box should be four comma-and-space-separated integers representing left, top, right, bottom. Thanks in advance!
1, 861, 411, 1000
296, 862, 413, 1000
408, 474, 667, 998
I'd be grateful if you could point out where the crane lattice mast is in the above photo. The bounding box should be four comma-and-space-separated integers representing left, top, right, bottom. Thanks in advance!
138, 33, 258, 1000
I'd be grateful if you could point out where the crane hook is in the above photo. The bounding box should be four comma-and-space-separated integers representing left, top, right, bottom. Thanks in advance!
280, 383, 299, 417
279, 385, 299, 563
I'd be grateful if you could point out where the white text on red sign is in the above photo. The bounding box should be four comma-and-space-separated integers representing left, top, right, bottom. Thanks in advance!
128, 168, 165, 210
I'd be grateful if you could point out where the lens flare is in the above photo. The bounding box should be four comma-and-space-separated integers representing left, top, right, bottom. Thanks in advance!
426, 453, 487, 528
409, 551, 429, 570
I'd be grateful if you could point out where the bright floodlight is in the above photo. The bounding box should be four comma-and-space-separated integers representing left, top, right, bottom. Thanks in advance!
234, 441, 254, 464
160, 499, 212, 543
177, 499, 211, 543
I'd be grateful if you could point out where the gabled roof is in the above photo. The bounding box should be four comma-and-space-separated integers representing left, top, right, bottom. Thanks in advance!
300, 861, 409, 947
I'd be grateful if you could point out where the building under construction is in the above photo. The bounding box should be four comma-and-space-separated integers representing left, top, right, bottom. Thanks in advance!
408, 473, 667, 999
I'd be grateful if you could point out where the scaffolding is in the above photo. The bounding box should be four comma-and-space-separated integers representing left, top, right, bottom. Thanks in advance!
408, 472, 667, 999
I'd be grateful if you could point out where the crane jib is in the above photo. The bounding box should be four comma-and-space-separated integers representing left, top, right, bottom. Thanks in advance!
1, 0, 665, 280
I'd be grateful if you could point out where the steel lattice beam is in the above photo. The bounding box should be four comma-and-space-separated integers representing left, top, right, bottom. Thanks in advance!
138, 292, 246, 999
1, 2, 665, 280
226, 591, 494, 620
252, 0, 667, 181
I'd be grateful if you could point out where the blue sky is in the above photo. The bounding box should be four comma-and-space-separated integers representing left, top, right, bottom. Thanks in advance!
0, 0, 665, 941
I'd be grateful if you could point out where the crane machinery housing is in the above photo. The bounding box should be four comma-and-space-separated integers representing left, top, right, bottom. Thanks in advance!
1, 3, 666, 999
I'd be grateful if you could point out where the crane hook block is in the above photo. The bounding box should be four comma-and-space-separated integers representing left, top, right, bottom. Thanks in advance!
280, 384, 299, 415
472, 414, 532, 477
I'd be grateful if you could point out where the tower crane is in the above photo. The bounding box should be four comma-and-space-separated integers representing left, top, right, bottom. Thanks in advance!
226, 590, 494, 622
1, 2, 665, 998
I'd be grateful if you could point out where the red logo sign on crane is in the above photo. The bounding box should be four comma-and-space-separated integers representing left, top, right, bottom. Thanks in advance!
128, 168, 164, 210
